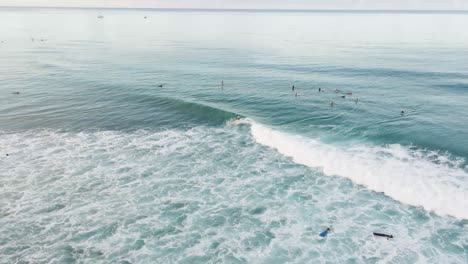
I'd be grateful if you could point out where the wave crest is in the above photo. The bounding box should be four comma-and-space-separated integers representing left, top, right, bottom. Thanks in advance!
249, 121, 468, 219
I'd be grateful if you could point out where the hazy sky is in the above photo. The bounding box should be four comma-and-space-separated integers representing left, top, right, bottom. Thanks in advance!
2, 0, 468, 10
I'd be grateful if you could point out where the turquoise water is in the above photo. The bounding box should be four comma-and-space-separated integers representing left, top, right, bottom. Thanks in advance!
1, 8, 467, 263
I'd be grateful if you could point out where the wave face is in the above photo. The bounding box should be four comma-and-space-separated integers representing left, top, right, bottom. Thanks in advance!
250, 121, 468, 219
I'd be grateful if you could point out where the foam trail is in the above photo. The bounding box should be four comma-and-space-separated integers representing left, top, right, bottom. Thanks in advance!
249, 120, 468, 219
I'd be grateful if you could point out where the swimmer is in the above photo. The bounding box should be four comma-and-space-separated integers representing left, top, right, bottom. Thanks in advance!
292, 85, 295, 92
401, 110, 405, 115
373, 232, 393, 240
318, 88, 321, 92
319, 228, 332, 238
341, 95, 346, 99
236, 115, 241, 120
330, 101, 334, 107
157, 84, 163, 87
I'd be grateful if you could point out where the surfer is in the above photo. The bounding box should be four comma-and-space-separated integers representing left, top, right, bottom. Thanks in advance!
330, 101, 334, 107
373, 232, 393, 240
318, 88, 321, 92
319, 228, 331, 238
292, 85, 295, 92
231, 115, 241, 125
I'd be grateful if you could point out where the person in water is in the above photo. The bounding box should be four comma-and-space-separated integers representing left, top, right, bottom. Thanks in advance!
319, 228, 332, 238
292, 85, 295, 92
318, 88, 321, 92
341, 95, 346, 99
373, 232, 393, 240
330, 101, 334, 107
401, 110, 405, 115
236, 115, 241, 120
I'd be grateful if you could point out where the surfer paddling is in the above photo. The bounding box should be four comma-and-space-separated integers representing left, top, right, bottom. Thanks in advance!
373, 232, 393, 240
319, 228, 332, 238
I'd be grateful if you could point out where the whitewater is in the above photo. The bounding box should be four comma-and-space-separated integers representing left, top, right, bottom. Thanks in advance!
249, 120, 468, 219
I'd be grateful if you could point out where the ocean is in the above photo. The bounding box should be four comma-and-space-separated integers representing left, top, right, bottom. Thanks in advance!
0, 7, 467, 263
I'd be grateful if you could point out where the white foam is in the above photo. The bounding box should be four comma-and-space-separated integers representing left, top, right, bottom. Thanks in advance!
249, 121, 468, 219
1, 127, 466, 262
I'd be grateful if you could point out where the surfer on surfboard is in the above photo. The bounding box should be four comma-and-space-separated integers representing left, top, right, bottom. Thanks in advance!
230, 115, 242, 125
373, 232, 393, 240
318, 228, 332, 238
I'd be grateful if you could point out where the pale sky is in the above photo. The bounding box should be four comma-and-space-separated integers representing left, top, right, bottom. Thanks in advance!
1, 0, 468, 10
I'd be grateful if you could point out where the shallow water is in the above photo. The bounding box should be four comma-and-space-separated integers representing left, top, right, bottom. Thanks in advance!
0, 8, 467, 263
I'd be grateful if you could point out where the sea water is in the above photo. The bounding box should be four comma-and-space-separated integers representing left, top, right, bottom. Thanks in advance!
0, 8, 467, 263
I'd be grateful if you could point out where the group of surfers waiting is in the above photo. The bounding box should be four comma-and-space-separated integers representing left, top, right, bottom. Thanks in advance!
292, 85, 358, 106
291, 85, 405, 115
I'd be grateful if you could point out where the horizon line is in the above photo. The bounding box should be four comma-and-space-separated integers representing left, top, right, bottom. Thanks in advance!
1, 6, 468, 13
